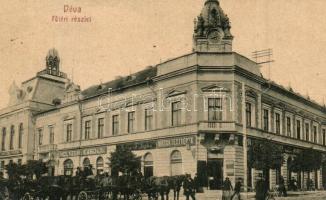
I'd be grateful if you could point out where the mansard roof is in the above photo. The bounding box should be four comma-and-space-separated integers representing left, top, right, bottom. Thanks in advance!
81, 66, 157, 99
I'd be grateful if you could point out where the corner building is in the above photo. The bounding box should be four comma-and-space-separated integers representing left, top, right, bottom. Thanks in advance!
1, 0, 326, 191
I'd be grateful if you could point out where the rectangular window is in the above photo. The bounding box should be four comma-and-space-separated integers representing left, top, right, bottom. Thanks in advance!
128, 112, 135, 133
208, 98, 222, 121
296, 120, 301, 139
305, 123, 310, 141
145, 109, 153, 131
38, 129, 43, 146
112, 115, 119, 135
313, 126, 317, 143
98, 118, 104, 138
1, 128, 6, 151
49, 126, 54, 144
323, 129, 326, 146
286, 117, 291, 137
263, 109, 269, 131
18, 123, 23, 149
10, 126, 14, 150
84, 120, 91, 140
246, 102, 252, 127
275, 113, 281, 134
172, 101, 182, 126
66, 124, 72, 142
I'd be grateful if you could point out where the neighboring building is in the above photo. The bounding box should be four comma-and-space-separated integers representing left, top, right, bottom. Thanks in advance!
1, 0, 326, 191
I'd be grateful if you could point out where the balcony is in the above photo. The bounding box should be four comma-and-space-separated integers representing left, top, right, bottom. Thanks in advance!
38, 144, 57, 153
198, 121, 237, 132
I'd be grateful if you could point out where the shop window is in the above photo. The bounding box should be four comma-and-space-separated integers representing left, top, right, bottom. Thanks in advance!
96, 157, 104, 175
64, 159, 73, 176
170, 150, 182, 176
144, 153, 154, 178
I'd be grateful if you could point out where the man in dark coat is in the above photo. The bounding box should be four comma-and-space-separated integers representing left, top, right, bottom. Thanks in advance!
279, 176, 287, 197
222, 177, 233, 200
183, 174, 196, 200
255, 174, 268, 200
231, 178, 242, 200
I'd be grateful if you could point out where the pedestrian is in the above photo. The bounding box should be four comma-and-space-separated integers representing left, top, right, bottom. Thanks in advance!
255, 174, 268, 200
173, 176, 182, 200
193, 173, 200, 193
231, 178, 242, 200
279, 176, 287, 197
0, 172, 9, 200
222, 177, 233, 200
292, 177, 298, 191
183, 174, 196, 200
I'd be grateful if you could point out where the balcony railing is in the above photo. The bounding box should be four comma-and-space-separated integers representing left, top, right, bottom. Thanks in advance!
199, 121, 236, 132
38, 144, 57, 153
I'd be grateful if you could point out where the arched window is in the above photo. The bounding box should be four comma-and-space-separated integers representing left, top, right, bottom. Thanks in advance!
83, 157, 90, 168
96, 157, 104, 175
63, 159, 73, 176
18, 123, 23, 149
10, 125, 14, 150
170, 150, 182, 176
144, 153, 154, 178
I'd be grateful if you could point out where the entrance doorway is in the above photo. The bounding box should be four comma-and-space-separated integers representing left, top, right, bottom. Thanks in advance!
207, 159, 223, 190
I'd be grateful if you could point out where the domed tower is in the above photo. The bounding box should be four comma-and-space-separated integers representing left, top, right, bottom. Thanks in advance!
193, 0, 233, 52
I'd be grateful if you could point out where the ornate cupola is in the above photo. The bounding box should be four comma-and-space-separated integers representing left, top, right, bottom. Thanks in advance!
46, 48, 60, 76
193, 0, 233, 52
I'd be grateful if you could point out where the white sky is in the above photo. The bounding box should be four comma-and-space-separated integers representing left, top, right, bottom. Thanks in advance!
0, 0, 325, 109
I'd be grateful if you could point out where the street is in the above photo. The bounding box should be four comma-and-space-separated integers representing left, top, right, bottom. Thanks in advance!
140, 190, 326, 200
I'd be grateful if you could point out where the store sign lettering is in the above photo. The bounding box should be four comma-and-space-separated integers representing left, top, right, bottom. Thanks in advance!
157, 136, 196, 148
59, 146, 107, 158
117, 136, 196, 151
0, 150, 22, 156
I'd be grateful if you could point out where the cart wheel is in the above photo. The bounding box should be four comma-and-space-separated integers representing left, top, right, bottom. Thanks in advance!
78, 191, 88, 200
